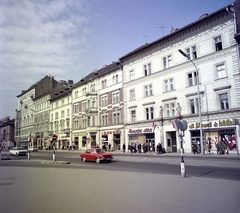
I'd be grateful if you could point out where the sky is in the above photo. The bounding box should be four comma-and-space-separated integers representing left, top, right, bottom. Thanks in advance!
0, 0, 234, 120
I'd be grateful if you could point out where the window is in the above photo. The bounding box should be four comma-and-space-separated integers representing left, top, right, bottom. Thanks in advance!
189, 98, 199, 114
144, 63, 151, 76
101, 80, 107, 89
55, 112, 58, 119
74, 91, 78, 98
164, 79, 174, 92
214, 36, 222, 51
219, 93, 229, 109
101, 96, 108, 107
87, 116, 90, 127
144, 85, 153, 97
90, 84, 95, 92
192, 46, 197, 59
82, 87, 86, 95
216, 64, 226, 78
145, 107, 154, 120
101, 115, 108, 126
113, 75, 118, 84
74, 120, 79, 129
131, 110, 136, 122
61, 100, 64, 106
61, 110, 64, 118
130, 70, 134, 80
163, 55, 172, 69
92, 115, 96, 126
82, 115, 87, 128
113, 112, 120, 124
165, 103, 175, 117
82, 102, 86, 111
130, 89, 135, 101
188, 71, 198, 86
112, 92, 119, 104
92, 98, 96, 108
186, 46, 197, 59
74, 104, 79, 113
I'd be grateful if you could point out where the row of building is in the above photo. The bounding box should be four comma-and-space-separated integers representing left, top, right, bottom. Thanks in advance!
1, 1, 240, 154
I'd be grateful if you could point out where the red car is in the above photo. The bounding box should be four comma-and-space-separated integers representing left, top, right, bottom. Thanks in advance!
80, 148, 113, 163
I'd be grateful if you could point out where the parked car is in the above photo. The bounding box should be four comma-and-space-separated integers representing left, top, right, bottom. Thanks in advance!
28, 147, 38, 152
9, 147, 28, 156
80, 148, 113, 163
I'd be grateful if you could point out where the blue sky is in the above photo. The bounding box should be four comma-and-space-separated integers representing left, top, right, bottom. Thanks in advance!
0, 0, 233, 119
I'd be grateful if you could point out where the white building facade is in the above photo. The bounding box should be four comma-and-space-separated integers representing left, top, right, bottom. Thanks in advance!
71, 62, 124, 151
119, 5, 240, 154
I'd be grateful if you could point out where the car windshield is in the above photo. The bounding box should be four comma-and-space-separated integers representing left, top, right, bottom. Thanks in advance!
95, 148, 105, 153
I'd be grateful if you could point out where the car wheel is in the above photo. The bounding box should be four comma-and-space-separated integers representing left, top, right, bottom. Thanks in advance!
108, 159, 112, 163
96, 158, 100, 164
82, 157, 86, 162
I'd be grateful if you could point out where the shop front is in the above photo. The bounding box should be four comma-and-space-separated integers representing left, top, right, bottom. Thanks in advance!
127, 127, 154, 153
101, 129, 122, 151
189, 119, 239, 155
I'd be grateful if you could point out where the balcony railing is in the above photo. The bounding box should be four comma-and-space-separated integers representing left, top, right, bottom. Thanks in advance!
63, 128, 70, 134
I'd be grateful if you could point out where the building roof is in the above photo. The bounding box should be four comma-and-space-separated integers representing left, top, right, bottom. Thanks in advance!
119, 4, 231, 61
73, 61, 121, 88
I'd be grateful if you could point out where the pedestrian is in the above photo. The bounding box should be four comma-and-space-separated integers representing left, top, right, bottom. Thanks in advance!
193, 141, 197, 154
108, 143, 111, 152
157, 143, 160, 154
123, 144, 126, 153
137, 143, 142, 153
159, 143, 163, 154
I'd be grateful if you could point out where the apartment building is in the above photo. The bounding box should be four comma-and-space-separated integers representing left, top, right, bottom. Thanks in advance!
119, 3, 240, 154
49, 80, 73, 150
0, 117, 15, 148
71, 61, 123, 151
15, 76, 70, 148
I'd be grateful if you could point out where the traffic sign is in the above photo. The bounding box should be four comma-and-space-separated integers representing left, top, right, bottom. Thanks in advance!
52, 134, 58, 141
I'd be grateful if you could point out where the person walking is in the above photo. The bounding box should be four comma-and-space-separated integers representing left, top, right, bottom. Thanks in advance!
157, 143, 160, 154
138, 143, 142, 153
123, 144, 126, 153
159, 143, 163, 154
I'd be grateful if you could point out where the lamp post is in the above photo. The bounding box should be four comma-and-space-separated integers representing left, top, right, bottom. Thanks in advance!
178, 49, 204, 158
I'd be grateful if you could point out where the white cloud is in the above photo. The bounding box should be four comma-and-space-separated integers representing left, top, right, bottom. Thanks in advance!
0, 0, 92, 118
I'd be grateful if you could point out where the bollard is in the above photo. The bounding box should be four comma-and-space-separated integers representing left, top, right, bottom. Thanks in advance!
5, 153, 6, 158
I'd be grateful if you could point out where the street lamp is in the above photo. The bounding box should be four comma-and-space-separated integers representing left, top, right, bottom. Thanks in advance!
178, 49, 204, 158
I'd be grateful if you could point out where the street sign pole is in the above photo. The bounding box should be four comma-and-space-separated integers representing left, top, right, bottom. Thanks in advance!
171, 120, 188, 178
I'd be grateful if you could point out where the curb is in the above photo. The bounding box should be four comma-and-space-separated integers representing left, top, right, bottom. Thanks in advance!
0, 160, 70, 165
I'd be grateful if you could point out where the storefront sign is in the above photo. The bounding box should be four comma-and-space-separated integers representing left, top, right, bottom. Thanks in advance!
102, 130, 120, 135
128, 128, 153, 134
189, 119, 234, 129
79, 132, 87, 136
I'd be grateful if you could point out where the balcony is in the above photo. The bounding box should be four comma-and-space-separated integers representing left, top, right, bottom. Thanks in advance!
63, 128, 70, 134
85, 91, 97, 96
85, 107, 98, 114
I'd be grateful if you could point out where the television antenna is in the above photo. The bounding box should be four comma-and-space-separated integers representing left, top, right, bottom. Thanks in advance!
156, 23, 170, 36
143, 35, 149, 43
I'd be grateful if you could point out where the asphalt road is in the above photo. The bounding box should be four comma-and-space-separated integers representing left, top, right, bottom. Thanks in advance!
1, 151, 240, 213
2, 150, 240, 182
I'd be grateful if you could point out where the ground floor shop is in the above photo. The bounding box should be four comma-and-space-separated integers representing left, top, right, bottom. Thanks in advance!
124, 118, 239, 154
72, 128, 123, 151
